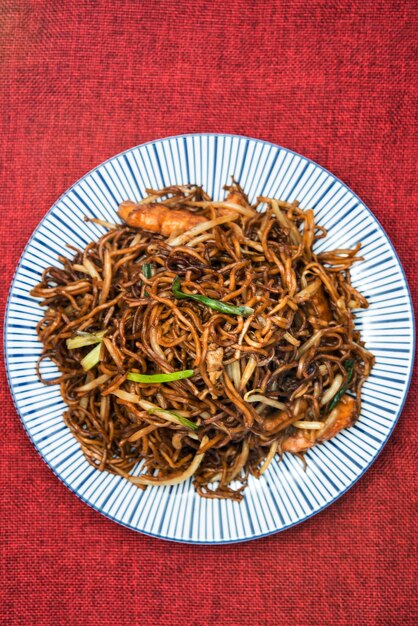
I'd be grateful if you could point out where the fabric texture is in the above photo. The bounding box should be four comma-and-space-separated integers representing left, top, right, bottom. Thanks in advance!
1, 1, 417, 624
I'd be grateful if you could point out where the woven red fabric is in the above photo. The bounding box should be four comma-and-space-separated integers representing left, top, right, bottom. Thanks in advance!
1, 1, 417, 624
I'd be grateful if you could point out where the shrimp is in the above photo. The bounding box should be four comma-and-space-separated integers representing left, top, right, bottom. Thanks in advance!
281, 395, 357, 454
263, 399, 308, 433
118, 179, 251, 235
216, 181, 252, 216
118, 200, 205, 237
225, 191, 248, 207
225, 179, 250, 207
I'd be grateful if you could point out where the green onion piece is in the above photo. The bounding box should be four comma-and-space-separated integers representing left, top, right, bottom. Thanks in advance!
172, 277, 254, 317
127, 370, 194, 383
148, 408, 199, 432
66, 330, 106, 350
142, 263, 153, 279
328, 359, 355, 411
80, 343, 102, 371
142, 263, 153, 296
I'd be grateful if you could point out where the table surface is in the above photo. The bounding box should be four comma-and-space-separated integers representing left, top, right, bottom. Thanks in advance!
2, 1, 417, 625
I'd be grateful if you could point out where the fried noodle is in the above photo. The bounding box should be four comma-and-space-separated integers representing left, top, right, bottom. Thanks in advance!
31, 179, 374, 501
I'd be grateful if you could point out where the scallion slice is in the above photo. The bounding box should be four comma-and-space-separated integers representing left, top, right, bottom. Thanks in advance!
80, 343, 102, 371
148, 408, 199, 431
127, 370, 194, 383
142, 263, 153, 296
172, 277, 254, 317
142, 263, 153, 279
328, 359, 355, 411
66, 330, 106, 350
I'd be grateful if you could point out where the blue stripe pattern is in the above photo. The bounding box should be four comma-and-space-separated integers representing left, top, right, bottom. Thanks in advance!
4, 134, 415, 544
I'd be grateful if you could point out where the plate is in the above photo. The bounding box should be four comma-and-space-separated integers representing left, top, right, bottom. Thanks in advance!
4, 134, 415, 543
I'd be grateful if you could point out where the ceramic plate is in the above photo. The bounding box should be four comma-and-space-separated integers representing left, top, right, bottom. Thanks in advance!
4, 134, 415, 543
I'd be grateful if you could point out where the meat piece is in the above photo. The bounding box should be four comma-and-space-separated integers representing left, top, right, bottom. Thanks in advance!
309, 286, 332, 322
206, 343, 224, 385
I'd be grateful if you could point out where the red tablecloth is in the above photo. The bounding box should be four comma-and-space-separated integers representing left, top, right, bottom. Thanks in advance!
2, 1, 417, 624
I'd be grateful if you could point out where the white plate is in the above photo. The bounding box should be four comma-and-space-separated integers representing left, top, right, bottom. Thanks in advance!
4, 134, 415, 543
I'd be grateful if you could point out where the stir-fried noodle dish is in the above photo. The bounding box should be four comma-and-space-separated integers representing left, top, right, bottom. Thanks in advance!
32, 179, 374, 501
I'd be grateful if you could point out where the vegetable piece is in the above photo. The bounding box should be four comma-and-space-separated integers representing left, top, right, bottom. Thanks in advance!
243, 393, 286, 410
293, 421, 325, 430
76, 373, 110, 393
142, 263, 153, 296
149, 408, 199, 431
172, 277, 254, 317
126, 436, 209, 487
80, 343, 102, 371
112, 389, 141, 403
142, 263, 153, 279
320, 374, 343, 406
328, 359, 355, 411
259, 441, 278, 475
126, 370, 194, 383
66, 330, 106, 350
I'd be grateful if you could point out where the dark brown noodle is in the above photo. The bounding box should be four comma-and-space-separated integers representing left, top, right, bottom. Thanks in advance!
31, 180, 374, 501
